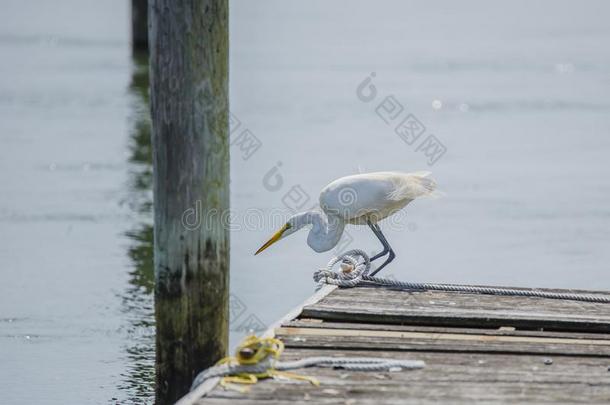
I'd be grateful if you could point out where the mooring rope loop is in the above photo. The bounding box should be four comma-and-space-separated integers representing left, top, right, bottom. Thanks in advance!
190, 334, 424, 392
314, 250, 610, 304
313, 249, 372, 287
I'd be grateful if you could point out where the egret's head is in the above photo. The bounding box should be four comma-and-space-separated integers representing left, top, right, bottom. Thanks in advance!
254, 218, 300, 255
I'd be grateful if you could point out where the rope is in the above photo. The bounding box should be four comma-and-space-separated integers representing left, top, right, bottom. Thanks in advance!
313, 249, 610, 304
190, 334, 424, 392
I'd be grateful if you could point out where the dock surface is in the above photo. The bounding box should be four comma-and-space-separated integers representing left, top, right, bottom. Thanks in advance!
193, 285, 610, 404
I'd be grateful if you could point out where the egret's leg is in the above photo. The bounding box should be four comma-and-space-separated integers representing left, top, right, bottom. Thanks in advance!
368, 222, 390, 261
367, 221, 396, 276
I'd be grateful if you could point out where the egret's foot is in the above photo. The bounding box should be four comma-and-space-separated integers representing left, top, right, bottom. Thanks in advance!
370, 247, 389, 262
369, 249, 395, 276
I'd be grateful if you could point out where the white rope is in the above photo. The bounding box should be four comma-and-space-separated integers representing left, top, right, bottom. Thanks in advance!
277, 356, 424, 372
313, 249, 610, 303
190, 355, 424, 391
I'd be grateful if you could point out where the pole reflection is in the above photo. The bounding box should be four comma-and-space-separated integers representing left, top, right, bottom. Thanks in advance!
118, 50, 155, 403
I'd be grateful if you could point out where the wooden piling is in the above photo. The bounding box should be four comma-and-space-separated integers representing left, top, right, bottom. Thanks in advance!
131, 0, 148, 51
148, 0, 229, 403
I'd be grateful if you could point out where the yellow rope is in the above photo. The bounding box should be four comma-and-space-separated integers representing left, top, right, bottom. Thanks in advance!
216, 335, 319, 392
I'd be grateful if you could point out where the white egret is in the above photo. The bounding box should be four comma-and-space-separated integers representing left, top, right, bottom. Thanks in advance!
255, 171, 436, 275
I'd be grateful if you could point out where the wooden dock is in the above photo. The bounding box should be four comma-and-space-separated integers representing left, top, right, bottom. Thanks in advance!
185, 284, 610, 404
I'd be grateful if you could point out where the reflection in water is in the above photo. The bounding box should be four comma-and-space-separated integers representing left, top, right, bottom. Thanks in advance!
117, 51, 155, 403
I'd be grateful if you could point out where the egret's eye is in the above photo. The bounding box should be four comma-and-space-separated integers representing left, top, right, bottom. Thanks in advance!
285, 223, 292, 230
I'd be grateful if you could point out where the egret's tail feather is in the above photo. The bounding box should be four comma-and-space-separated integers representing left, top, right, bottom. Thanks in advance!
415, 176, 437, 194
387, 172, 439, 201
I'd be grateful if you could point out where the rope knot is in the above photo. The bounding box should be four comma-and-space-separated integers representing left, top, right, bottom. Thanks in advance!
191, 335, 320, 392
190, 334, 425, 394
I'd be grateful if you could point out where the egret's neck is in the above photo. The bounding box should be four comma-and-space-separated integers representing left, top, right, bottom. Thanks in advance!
293, 210, 345, 253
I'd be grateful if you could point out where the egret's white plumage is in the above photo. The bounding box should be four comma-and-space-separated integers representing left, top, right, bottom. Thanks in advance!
319, 171, 436, 225
255, 171, 436, 262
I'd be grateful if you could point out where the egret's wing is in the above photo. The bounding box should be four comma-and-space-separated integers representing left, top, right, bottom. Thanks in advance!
320, 174, 393, 217
320, 171, 438, 222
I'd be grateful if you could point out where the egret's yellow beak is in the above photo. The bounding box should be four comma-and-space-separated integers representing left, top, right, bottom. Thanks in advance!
255, 224, 289, 255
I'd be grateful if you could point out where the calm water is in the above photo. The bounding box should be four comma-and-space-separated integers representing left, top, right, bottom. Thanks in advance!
1, 0, 610, 403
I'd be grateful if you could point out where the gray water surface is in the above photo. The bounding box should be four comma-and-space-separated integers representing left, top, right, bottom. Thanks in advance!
1, 0, 610, 403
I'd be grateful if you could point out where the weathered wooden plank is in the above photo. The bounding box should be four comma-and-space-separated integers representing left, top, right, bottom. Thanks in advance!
202, 382, 610, 404
284, 319, 610, 341
276, 326, 610, 356
302, 287, 610, 332
198, 349, 610, 404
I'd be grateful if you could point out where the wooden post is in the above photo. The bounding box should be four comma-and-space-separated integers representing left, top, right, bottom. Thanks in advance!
149, 1, 229, 403
131, 0, 148, 51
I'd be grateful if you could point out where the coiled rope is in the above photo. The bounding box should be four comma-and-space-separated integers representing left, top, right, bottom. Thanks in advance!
190, 335, 424, 392
313, 249, 610, 304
